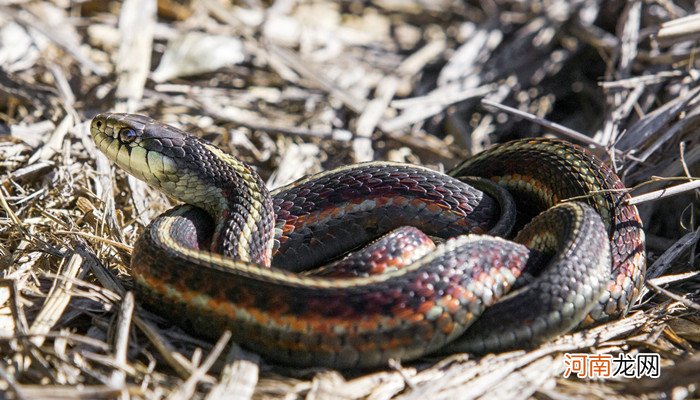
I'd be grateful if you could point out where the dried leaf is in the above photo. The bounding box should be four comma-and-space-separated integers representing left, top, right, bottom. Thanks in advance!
152, 32, 246, 82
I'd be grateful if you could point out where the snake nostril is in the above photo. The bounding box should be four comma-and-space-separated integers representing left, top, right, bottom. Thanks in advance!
95, 120, 102, 128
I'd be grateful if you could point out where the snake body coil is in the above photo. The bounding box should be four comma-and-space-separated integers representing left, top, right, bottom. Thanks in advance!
90, 113, 645, 368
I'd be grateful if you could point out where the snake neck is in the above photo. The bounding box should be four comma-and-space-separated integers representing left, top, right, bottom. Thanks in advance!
183, 141, 276, 266
137, 137, 276, 265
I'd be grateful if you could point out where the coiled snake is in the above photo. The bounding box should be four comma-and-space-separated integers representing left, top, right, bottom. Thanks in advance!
90, 113, 645, 369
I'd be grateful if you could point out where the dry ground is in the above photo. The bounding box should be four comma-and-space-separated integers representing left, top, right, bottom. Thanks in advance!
0, 0, 699, 399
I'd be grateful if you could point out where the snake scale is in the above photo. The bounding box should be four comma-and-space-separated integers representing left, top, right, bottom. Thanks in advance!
90, 113, 645, 369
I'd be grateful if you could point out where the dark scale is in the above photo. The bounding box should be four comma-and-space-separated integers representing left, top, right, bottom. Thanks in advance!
271, 164, 501, 272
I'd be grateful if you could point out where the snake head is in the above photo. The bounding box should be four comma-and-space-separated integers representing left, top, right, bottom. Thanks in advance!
91, 113, 190, 186
90, 113, 274, 262
90, 112, 226, 210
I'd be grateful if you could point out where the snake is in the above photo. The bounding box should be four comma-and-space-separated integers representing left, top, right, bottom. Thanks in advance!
90, 113, 645, 369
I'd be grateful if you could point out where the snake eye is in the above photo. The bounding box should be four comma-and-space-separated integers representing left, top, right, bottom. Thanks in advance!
119, 128, 138, 143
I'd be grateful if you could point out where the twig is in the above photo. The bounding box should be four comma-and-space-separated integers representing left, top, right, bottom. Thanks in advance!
267, 45, 366, 113
55, 231, 133, 253
646, 280, 700, 313
205, 344, 260, 400
114, 0, 156, 109
109, 292, 135, 390
168, 331, 232, 400
626, 179, 700, 206
29, 252, 86, 347
645, 228, 700, 280
481, 99, 610, 150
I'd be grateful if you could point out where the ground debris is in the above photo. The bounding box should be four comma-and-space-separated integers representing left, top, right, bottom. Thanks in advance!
0, 0, 698, 399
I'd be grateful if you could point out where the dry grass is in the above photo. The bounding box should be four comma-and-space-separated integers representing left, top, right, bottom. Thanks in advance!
0, 0, 699, 399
